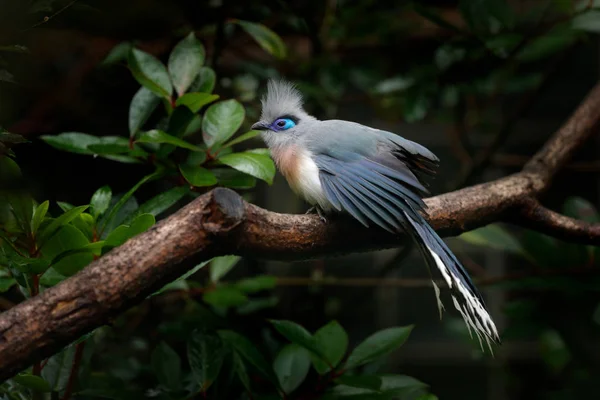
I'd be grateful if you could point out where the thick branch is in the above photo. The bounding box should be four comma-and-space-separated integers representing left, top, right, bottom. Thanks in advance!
1, 83, 600, 381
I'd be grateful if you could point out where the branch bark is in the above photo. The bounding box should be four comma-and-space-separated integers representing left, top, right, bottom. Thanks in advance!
1, 83, 600, 381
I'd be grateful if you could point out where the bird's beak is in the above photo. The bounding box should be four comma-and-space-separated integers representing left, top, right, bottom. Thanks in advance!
251, 121, 269, 131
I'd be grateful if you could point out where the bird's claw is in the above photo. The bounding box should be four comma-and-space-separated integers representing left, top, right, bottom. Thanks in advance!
305, 206, 327, 224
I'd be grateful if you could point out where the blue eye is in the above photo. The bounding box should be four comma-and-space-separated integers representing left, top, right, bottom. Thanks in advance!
273, 118, 296, 131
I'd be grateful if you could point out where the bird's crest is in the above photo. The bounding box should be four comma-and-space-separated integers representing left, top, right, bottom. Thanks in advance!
260, 79, 305, 122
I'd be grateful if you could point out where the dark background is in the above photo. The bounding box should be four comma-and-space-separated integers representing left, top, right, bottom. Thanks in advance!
2, 0, 600, 399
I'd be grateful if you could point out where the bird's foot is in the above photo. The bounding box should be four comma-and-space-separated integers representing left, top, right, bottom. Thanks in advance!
305, 205, 327, 224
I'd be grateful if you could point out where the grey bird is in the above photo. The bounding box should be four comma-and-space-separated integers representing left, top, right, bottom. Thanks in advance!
251, 79, 500, 349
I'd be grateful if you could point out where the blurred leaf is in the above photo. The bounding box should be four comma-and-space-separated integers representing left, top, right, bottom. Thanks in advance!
176, 93, 219, 113
485, 33, 523, 58
572, 10, 600, 33
211, 255, 241, 282
169, 33, 206, 96
273, 344, 311, 394
0, 70, 16, 84
517, 28, 579, 62
520, 230, 559, 268
412, 3, 462, 33
459, 224, 523, 254
312, 321, 349, 374
128, 48, 173, 99
212, 168, 257, 189
202, 99, 246, 148
270, 320, 327, 362
0, 277, 16, 292
344, 326, 414, 370
187, 330, 227, 392
235, 275, 276, 293
38, 205, 89, 245
126, 186, 189, 223
334, 375, 382, 391
42, 345, 75, 392
539, 329, 571, 374
325, 374, 426, 399
373, 76, 414, 95
31, 200, 49, 236
233, 20, 287, 59
459, 0, 514, 33
100, 170, 162, 235
403, 88, 431, 123
563, 196, 599, 223
87, 143, 130, 155
434, 45, 467, 70
189, 67, 216, 93
232, 351, 252, 393
41, 132, 99, 154
151, 342, 181, 390
237, 296, 279, 315
129, 87, 160, 137
204, 286, 249, 307
41, 225, 92, 276
179, 164, 218, 187
13, 374, 51, 393
218, 330, 277, 384
137, 130, 202, 151
0, 131, 27, 144
222, 130, 260, 148
90, 186, 112, 220
102, 42, 132, 65
40, 267, 68, 287
154, 260, 211, 295
104, 214, 155, 248
218, 152, 275, 184
416, 394, 439, 400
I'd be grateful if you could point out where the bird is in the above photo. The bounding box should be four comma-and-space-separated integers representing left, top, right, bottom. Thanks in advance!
251, 79, 500, 350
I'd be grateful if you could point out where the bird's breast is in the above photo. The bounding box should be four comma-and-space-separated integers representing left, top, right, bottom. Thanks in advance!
271, 145, 330, 210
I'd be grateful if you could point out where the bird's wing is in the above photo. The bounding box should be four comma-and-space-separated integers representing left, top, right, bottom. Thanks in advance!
313, 149, 499, 348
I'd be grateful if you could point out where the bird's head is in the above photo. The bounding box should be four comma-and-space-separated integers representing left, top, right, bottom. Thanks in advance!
252, 79, 314, 149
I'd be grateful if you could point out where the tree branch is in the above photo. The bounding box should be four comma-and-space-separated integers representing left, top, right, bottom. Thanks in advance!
1, 83, 600, 381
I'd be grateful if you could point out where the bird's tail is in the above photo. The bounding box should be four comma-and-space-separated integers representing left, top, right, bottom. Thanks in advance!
405, 213, 500, 351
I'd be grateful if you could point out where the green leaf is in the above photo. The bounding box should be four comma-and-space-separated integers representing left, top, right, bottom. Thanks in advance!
189, 66, 216, 93
232, 351, 252, 392
126, 186, 189, 223
344, 326, 414, 370
87, 143, 130, 155
233, 20, 287, 59
412, 3, 462, 33
312, 321, 349, 374
235, 275, 276, 293
237, 296, 279, 315
41, 132, 99, 154
41, 345, 75, 391
517, 28, 579, 62
202, 99, 245, 148
104, 214, 155, 248
334, 375, 382, 391
373, 76, 414, 95
459, 224, 523, 254
212, 168, 256, 189
179, 164, 218, 187
40, 225, 93, 276
13, 374, 52, 393
187, 330, 227, 392
0, 277, 16, 292
151, 342, 181, 390
129, 86, 160, 137
204, 286, 249, 307
100, 170, 162, 235
210, 255, 241, 282
137, 129, 202, 151
169, 33, 206, 96
218, 330, 277, 384
274, 344, 311, 394
270, 320, 327, 362
222, 130, 260, 148
563, 196, 599, 223
40, 267, 68, 287
572, 10, 600, 33
31, 200, 49, 235
218, 152, 275, 184
38, 205, 89, 246
176, 92, 219, 113
90, 186, 112, 220
539, 329, 571, 374
325, 374, 426, 400
102, 42, 132, 65
128, 48, 173, 99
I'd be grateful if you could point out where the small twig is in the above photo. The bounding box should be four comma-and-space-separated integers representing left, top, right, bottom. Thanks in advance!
24, 0, 80, 32
61, 342, 85, 400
